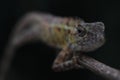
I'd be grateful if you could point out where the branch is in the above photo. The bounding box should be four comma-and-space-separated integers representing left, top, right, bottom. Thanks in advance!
78, 54, 120, 80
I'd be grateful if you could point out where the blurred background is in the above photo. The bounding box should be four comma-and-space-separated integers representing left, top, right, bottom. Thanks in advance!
0, 0, 120, 80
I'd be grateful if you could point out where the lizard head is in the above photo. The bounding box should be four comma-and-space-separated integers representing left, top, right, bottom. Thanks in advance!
69, 22, 105, 52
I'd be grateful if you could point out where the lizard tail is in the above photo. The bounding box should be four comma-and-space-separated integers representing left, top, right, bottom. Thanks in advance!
0, 37, 17, 80
0, 12, 42, 80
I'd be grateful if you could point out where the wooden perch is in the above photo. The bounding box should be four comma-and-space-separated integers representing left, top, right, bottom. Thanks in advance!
78, 54, 120, 80
0, 45, 120, 80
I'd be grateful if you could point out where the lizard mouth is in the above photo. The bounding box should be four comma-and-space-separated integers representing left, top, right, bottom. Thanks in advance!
75, 33, 105, 52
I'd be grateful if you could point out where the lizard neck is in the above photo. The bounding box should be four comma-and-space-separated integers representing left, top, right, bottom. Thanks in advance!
48, 23, 76, 48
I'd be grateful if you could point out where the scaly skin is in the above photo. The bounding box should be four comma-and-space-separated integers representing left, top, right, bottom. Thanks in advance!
0, 12, 105, 80
36, 14, 83, 48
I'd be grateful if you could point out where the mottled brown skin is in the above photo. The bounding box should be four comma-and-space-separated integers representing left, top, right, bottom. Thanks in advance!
0, 12, 105, 80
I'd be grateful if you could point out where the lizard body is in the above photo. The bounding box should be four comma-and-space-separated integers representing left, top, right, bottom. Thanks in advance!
21, 13, 105, 52
0, 12, 105, 80
25, 13, 83, 48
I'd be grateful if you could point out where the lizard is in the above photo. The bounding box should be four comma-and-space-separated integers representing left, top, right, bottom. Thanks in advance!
0, 12, 105, 80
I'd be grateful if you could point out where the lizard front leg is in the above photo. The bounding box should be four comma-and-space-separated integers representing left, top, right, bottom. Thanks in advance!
52, 46, 81, 72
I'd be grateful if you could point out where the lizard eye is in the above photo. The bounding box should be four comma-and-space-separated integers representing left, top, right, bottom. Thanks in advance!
77, 29, 82, 33
77, 24, 87, 37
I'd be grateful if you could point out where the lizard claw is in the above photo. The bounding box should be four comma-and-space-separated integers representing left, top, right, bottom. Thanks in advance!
72, 56, 84, 69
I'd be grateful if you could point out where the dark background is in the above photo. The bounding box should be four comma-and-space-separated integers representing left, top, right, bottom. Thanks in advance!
0, 0, 120, 80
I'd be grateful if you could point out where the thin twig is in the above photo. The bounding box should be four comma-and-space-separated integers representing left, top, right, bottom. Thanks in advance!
78, 54, 120, 80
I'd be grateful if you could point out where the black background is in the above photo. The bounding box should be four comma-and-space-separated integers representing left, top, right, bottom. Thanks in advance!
0, 0, 120, 80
